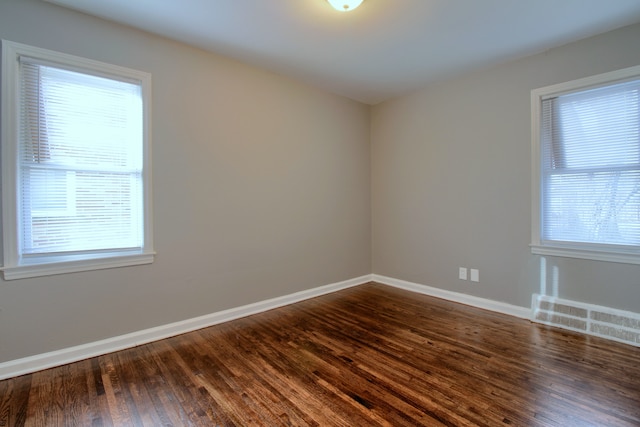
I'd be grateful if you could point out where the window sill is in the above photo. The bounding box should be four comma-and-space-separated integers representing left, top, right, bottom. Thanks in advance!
1, 251, 155, 280
530, 243, 640, 265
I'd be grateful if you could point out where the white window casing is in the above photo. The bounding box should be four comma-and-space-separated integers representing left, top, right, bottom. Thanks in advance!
1, 40, 154, 279
531, 65, 640, 264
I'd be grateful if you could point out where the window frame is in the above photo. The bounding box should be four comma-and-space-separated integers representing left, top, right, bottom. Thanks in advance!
1, 40, 154, 280
531, 64, 640, 265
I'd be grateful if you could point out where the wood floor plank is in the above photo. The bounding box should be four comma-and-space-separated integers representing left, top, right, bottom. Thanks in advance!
1, 282, 639, 426
0, 373, 30, 426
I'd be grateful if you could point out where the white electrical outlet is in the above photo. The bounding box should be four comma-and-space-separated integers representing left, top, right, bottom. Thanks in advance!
459, 267, 468, 280
470, 269, 479, 282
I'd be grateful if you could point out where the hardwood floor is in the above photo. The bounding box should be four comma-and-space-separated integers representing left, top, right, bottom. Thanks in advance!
1, 282, 639, 426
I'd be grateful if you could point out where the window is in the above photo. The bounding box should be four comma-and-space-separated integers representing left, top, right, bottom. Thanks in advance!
1, 41, 154, 279
531, 65, 640, 264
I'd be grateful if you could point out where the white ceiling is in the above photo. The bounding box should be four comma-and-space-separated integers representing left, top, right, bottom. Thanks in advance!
45, 0, 640, 104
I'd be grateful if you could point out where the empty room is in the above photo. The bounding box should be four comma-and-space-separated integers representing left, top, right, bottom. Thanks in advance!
1, 0, 639, 425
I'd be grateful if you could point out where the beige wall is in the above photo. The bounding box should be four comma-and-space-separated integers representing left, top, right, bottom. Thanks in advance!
0, 0, 371, 363
372, 23, 640, 311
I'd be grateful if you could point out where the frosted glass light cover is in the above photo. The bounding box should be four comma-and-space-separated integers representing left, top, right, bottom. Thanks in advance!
327, 0, 364, 12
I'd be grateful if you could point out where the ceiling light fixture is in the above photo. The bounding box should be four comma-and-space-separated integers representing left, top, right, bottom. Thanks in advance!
327, 0, 364, 12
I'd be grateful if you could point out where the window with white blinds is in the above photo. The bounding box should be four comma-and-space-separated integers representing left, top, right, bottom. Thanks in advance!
1, 41, 154, 279
531, 65, 640, 264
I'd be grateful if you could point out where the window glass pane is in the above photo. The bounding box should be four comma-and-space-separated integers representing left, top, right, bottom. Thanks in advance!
540, 78, 640, 249
19, 61, 144, 256
555, 83, 639, 169
22, 65, 143, 170
543, 171, 640, 245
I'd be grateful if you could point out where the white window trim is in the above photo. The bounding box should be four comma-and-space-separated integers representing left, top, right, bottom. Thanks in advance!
530, 64, 640, 265
1, 40, 155, 280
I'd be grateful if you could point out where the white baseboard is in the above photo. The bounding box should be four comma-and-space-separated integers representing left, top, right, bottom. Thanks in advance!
0, 275, 372, 380
0, 274, 531, 380
372, 274, 531, 319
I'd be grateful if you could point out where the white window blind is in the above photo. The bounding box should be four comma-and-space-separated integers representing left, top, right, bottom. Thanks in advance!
540, 79, 640, 249
18, 59, 145, 256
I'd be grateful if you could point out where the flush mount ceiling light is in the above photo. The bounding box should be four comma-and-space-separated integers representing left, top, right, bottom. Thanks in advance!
327, 0, 364, 12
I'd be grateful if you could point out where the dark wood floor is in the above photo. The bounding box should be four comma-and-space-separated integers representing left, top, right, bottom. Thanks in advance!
1, 282, 639, 426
